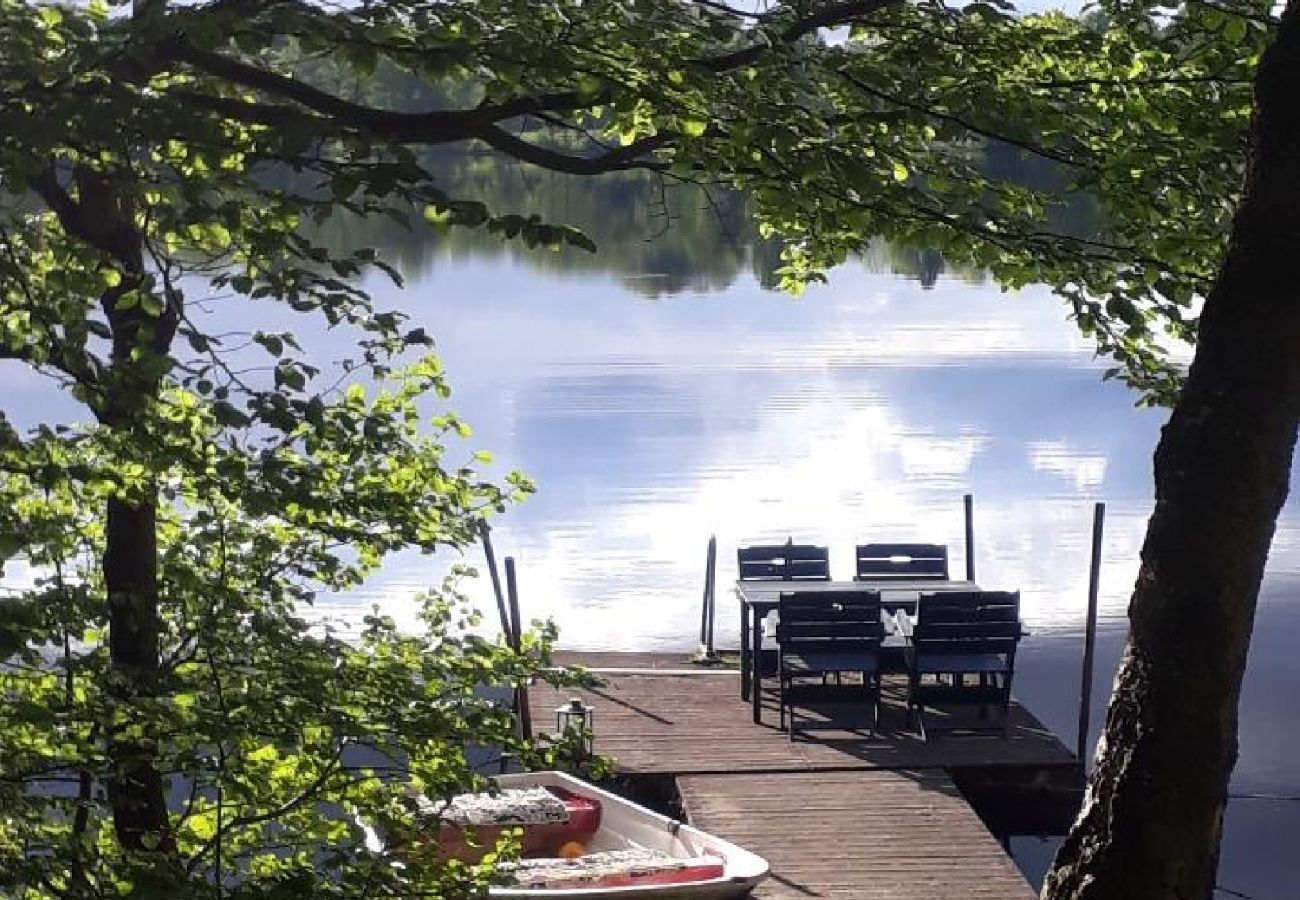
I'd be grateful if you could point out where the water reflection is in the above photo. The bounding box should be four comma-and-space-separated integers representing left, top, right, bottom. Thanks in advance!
325, 259, 1178, 644
303, 252, 1300, 655
306, 156, 781, 297
325, 248, 1296, 895
305, 154, 997, 300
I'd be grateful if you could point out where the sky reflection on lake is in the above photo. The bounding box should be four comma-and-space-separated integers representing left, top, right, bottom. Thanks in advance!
331, 252, 1300, 894
315, 255, 1298, 658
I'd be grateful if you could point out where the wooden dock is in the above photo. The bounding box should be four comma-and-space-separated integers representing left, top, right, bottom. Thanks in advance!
681, 771, 1035, 899
535, 651, 1077, 900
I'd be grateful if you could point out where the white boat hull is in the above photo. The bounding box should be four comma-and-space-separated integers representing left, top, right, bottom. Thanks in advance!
489, 771, 768, 900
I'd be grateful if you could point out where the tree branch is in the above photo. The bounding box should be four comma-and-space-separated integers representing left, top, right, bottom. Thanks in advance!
687, 0, 766, 19
160, 1, 905, 151
159, 37, 589, 142
172, 90, 344, 134
836, 67, 1102, 172
27, 166, 82, 237
1035, 73, 1254, 90
699, 0, 905, 71
472, 127, 676, 175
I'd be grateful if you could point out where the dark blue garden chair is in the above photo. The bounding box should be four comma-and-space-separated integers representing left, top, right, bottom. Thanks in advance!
737, 540, 831, 582
906, 590, 1022, 739
776, 590, 884, 739
854, 542, 949, 581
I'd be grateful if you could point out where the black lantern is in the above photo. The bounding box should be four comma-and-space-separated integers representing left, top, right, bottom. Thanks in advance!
555, 697, 594, 757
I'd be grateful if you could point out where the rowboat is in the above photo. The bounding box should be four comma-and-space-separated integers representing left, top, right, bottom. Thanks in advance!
370, 770, 769, 899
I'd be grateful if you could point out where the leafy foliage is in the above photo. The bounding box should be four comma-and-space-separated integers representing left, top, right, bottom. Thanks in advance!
0, 0, 1272, 897
0, 334, 594, 897
4, 0, 1267, 400
0, 0, 600, 896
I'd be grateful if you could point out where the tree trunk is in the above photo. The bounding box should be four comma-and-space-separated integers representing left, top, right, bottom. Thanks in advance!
104, 496, 173, 851
1044, 6, 1300, 899
77, 160, 180, 855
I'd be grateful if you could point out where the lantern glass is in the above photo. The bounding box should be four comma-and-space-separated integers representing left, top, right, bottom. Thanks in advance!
555, 697, 594, 756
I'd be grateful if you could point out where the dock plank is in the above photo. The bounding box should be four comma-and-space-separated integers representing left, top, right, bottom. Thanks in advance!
679, 770, 1037, 900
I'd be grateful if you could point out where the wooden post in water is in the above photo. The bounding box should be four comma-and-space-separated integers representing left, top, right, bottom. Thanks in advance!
1076, 502, 1106, 770
697, 535, 718, 660
481, 524, 512, 640
504, 556, 533, 743
963, 493, 976, 582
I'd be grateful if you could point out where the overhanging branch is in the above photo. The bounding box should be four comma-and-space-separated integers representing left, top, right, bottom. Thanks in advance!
699, 0, 905, 71
836, 68, 1102, 173
28, 167, 81, 237
159, 37, 590, 142
160, 1, 907, 148
472, 127, 676, 175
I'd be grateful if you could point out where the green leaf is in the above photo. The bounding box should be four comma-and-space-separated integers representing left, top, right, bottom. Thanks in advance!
140, 293, 164, 317
189, 812, 217, 841
247, 744, 279, 764
254, 333, 285, 357
575, 73, 605, 99
1223, 16, 1247, 43
680, 119, 707, 138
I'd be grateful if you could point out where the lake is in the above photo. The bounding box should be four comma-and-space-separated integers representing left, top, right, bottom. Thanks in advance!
2, 191, 1296, 894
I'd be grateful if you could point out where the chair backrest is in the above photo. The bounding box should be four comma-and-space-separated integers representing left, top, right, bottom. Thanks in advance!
786, 544, 831, 581
914, 590, 1021, 657
776, 590, 883, 653
855, 543, 949, 580
737, 544, 791, 581
737, 542, 831, 581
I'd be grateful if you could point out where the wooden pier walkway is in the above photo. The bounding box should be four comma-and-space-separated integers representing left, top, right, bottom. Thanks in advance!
680, 771, 1035, 899
535, 652, 1076, 900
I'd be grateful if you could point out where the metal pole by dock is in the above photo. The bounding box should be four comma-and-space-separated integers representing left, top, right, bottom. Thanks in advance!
504, 556, 533, 743
964, 493, 976, 582
1076, 501, 1105, 770
697, 535, 718, 661
481, 524, 512, 640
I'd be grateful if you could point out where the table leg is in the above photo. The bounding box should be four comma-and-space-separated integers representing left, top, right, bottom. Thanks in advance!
751, 612, 764, 724
739, 599, 751, 701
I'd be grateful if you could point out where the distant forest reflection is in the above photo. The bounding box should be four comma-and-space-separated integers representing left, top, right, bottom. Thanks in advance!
306, 147, 1075, 297
291, 59, 1095, 297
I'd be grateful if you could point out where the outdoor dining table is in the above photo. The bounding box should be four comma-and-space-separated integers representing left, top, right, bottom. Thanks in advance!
735, 579, 980, 724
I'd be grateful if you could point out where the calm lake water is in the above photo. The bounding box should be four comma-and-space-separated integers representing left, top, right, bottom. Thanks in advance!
330, 245, 1299, 896
3, 205, 1297, 893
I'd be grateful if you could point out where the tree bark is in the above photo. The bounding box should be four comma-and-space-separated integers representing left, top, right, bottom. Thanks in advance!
72, 160, 181, 854
104, 496, 174, 851
1044, 6, 1300, 899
